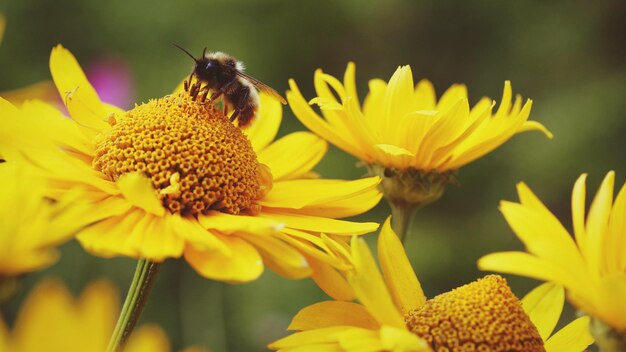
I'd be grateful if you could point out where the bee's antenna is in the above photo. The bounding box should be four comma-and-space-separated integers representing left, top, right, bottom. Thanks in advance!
172, 43, 197, 61
202, 47, 207, 57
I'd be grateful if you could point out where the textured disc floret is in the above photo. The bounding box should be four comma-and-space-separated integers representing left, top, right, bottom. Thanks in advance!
93, 92, 264, 216
405, 275, 545, 352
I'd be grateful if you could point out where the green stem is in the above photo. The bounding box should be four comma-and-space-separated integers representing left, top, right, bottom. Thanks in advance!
106, 258, 161, 352
390, 203, 417, 243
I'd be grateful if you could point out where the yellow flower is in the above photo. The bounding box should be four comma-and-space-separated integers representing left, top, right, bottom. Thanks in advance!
1, 45, 381, 283
287, 64, 552, 213
0, 279, 186, 352
289, 63, 552, 172
270, 219, 593, 352
479, 171, 626, 343
0, 161, 89, 277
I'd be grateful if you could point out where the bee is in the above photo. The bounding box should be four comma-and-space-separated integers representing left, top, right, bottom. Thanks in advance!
173, 44, 287, 128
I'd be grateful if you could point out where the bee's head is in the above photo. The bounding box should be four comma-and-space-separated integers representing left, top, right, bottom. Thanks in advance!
194, 57, 219, 80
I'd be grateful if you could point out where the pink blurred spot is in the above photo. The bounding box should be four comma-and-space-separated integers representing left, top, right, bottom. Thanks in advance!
86, 57, 135, 110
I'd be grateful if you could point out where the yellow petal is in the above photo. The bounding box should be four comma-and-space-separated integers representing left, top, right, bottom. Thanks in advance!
378, 217, 426, 315
49, 44, 110, 132
416, 99, 470, 167
414, 79, 437, 110
572, 173, 588, 255
607, 181, 626, 273
446, 99, 533, 169
198, 210, 284, 235
519, 120, 553, 139
289, 189, 382, 218
276, 230, 348, 270
494, 81, 513, 118
287, 79, 365, 159
288, 301, 378, 331
478, 252, 586, 294
269, 326, 354, 350
309, 257, 356, 301
124, 325, 170, 352
343, 62, 359, 103
499, 193, 585, 276
335, 327, 384, 351
584, 171, 614, 276
184, 235, 263, 283
77, 209, 145, 258
239, 232, 311, 279
259, 177, 380, 209
168, 215, 230, 255
437, 83, 468, 111
77, 210, 183, 261
19, 100, 94, 156
379, 325, 430, 352
521, 282, 564, 341
1, 80, 58, 107
117, 172, 164, 216
260, 210, 379, 236
349, 237, 406, 329
383, 66, 415, 131
13, 279, 117, 351
258, 132, 327, 181
544, 316, 593, 352
0, 251, 58, 277
80, 195, 133, 224
78, 280, 119, 349
246, 91, 282, 152
375, 144, 415, 157
125, 214, 185, 261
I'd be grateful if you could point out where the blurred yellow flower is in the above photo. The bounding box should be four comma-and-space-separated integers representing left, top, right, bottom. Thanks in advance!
1, 45, 381, 283
0, 161, 89, 277
0, 279, 187, 352
479, 171, 626, 347
270, 219, 592, 352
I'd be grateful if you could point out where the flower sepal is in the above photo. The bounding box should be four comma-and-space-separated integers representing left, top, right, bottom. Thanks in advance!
591, 317, 626, 352
368, 164, 458, 209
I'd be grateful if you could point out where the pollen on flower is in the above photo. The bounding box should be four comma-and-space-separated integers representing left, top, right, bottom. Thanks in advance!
405, 275, 545, 352
93, 92, 266, 216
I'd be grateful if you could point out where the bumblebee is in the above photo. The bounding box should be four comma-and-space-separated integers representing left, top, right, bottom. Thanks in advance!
174, 44, 286, 128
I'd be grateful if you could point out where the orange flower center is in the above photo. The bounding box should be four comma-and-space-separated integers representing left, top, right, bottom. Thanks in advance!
93, 92, 270, 216
405, 275, 545, 352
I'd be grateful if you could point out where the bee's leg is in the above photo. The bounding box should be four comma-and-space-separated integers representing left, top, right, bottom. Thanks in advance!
190, 81, 202, 101
230, 87, 250, 123
209, 80, 238, 102
209, 90, 223, 102
199, 85, 211, 102
229, 109, 240, 122
183, 72, 195, 92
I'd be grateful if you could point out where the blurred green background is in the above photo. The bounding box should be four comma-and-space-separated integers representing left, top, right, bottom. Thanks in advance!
1, 0, 625, 350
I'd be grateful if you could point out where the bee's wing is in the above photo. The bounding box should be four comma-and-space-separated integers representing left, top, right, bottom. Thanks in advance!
235, 71, 287, 105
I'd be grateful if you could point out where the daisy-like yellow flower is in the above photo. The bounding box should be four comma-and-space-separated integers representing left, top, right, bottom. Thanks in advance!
1, 45, 381, 283
0, 279, 190, 352
0, 161, 89, 278
270, 218, 593, 352
288, 64, 552, 238
479, 171, 626, 350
